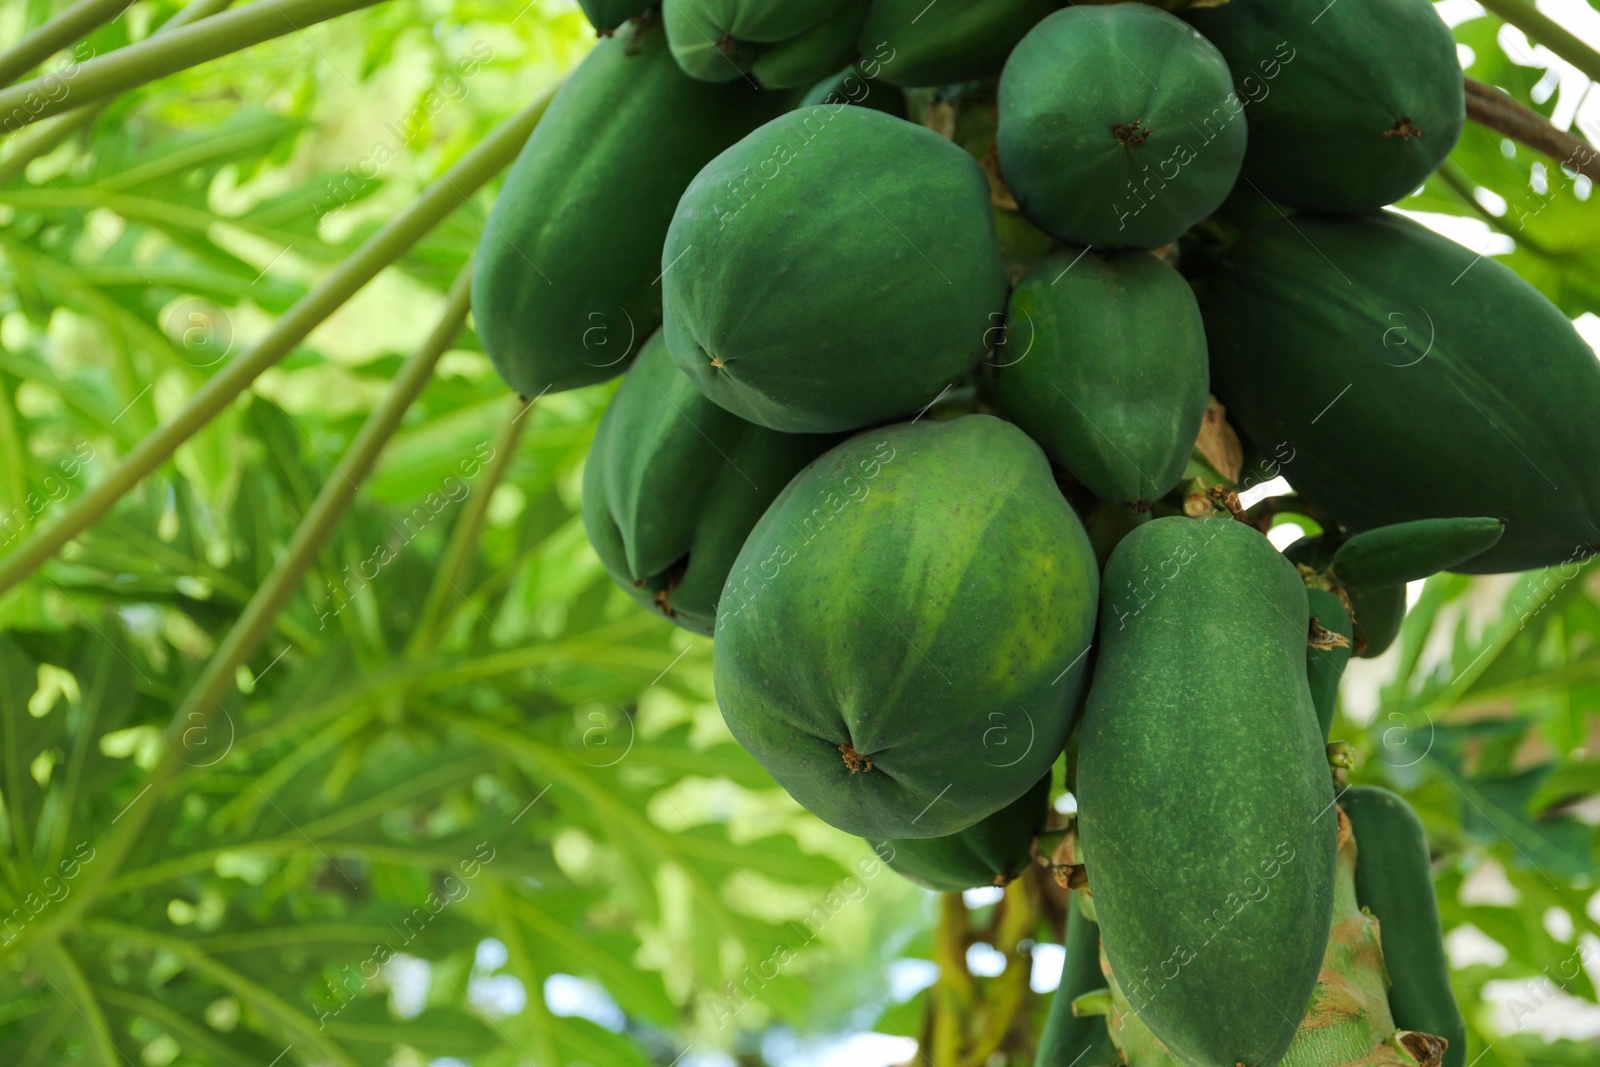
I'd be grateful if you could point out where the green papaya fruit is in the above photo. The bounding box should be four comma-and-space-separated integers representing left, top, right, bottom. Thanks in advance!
665, 0, 847, 82
1342, 786, 1468, 1067
473, 21, 782, 398
751, 0, 867, 89
997, 5, 1247, 249
1201, 211, 1600, 574
1331, 517, 1507, 588
715, 416, 1099, 839
582, 331, 839, 635
856, 0, 1058, 88
1184, 0, 1464, 213
798, 63, 907, 117
1288, 535, 1408, 661
1079, 516, 1338, 1067
874, 772, 1050, 892
1306, 587, 1353, 741
993, 247, 1208, 506
1036, 889, 1119, 1067
576, 0, 650, 33
662, 106, 1009, 433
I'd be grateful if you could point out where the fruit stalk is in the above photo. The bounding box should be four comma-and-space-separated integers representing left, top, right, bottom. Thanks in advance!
1462, 76, 1600, 182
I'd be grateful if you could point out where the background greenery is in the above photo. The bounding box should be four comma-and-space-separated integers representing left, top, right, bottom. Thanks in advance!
0, 1, 1596, 1064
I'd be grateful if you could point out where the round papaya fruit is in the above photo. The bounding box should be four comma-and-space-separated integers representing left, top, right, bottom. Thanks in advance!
1342, 786, 1468, 1067
856, 0, 1058, 88
873, 772, 1050, 892
662, 105, 1009, 433
1035, 889, 1119, 1067
798, 64, 907, 117
1183, 0, 1464, 212
997, 5, 1247, 249
751, 0, 867, 89
576, 0, 651, 33
665, 0, 847, 83
1079, 516, 1338, 1067
993, 246, 1208, 507
715, 416, 1099, 839
582, 330, 840, 635
472, 20, 782, 398
1200, 210, 1600, 573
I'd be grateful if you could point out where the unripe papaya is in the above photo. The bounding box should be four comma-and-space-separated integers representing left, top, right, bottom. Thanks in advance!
582, 331, 840, 635
1079, 516, 1338, 1067
1201, 211, 1600, 573
663, 106, 1009, 433
751, 0, 867, 89
1036, 889, 1119, 1067
993, 247, 1208, 507
665, 0, 847, 82
874, 773, 1049, 892
857, 0, 1058, 88
1184, 0, 1464, 212
998, 5, 1247, 249
715, 416, 1099, 839
1331, 517, 1507, 588
1306, 587, 1353, 741
798, 64, 907, 117
576, 1, 650, 33
1342, 786, 1468, 1067
473, 21, 782, 398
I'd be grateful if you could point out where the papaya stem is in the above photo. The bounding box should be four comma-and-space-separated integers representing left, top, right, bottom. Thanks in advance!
1463, 76, 1600, 183
0, 77, 561, 599
0, 0, 236, 185
0, 0, 387, 130
1474, 0, 1600, 84
11, 267, 474, 951
0, 0, 132, 89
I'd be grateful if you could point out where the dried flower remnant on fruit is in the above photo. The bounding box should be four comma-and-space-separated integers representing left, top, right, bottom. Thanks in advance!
1111, 119, 1152, 146
1308, 617, 1351, 650
839, 743, 873, 772
1385, 116, 1423, 139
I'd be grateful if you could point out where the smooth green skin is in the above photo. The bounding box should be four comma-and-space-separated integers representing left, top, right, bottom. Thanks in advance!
873, 773, 1049, 892
1306, 587, 1353, 741
1342, 786, 1468, 1067
582, 332, 839, 636
752, 0, 867, 89
1350, 583, 1405, 660
1185, 0, 1464, 212
1331, 517, 1506, 588
714, 416, 1099, 839
798, 63, 907, 117
576, 0, 650, 32
857, 0, 1058, 88
1202, 211, 1600, 574
1080, 517, 1337, 1067
1035, 889, 1119, 1067
997, 6, 1247, 249
472, 23, 781, 398
663, 106, 1009, 433
666, 0, 847, 82
993, 247, 1209, 506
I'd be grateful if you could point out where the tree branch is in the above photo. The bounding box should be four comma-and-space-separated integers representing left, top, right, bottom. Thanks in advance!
1475, 0, 1600, 85
0, 0, 133, 89
1464, 76, 1600, 183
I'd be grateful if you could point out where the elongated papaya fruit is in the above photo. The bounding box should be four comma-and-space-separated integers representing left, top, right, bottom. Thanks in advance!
874, 773, 1050, 892
665, 0, 846, 82
1307, 587, 1353, 740
663, 105, 1008, 433
1202, 211, 1600, 573
1331, 517, 1507, 588
857, 0, 1057, 88
1035, 889, 1119, 1067
1184, 0, 1464, 212
582, 331, 839, 635
715, 416, 1099, 839
1079, 516, 1338, 1067
751, 0, 867, 89
1342, 786, 1468, 1067
798, 63, 906, 117
577, 1, 650, 33
473, 20, 782, 399
998, 5, 1247, 249
993, 247, 1209, 507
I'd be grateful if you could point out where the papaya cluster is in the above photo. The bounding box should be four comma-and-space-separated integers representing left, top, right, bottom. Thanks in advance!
473, 3, 1600, 1066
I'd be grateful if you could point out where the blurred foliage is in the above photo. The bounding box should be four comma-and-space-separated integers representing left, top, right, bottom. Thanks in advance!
0, 2, 1594, 1066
